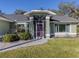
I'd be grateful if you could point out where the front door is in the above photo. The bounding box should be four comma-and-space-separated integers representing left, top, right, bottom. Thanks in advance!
36, 23, 44, 39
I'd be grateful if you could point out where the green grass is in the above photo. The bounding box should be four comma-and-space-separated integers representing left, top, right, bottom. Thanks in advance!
1, 38, 79, 58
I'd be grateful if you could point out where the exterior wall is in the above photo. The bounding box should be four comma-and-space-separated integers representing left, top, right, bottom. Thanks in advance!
70, 24, 77, 33
0, 20, 10, 35
29, 21, 34, 38
69, 24, 77, 37
54, 24, 77, 37
9, 22, 16, 33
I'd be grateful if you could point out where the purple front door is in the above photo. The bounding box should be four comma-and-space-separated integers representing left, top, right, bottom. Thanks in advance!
36, 23, 44, 39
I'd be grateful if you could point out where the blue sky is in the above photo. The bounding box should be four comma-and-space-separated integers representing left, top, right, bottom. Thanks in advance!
0, 0, 79, 14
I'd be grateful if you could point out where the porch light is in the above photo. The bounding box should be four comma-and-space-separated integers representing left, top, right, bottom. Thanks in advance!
14, 20, 17, 21
46, 16, 50, 20
29, 17, 33, 20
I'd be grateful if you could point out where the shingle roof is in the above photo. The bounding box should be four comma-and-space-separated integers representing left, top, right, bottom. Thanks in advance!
3, 14, 29, 22
51, 15, 79, 23
0, 14, 13, 22
0, 14, 78, 23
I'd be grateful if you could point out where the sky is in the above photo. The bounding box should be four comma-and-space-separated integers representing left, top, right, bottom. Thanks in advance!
0, 0, 79, 14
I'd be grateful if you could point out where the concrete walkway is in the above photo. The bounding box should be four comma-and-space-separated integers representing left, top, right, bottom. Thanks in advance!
0, 39, 48, 52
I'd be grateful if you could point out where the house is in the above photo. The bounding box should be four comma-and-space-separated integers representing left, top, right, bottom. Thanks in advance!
0, 10, 78, 39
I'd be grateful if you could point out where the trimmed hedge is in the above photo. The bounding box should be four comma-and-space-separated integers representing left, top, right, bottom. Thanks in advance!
18, 32, 31, 40
3, 34, 19, 42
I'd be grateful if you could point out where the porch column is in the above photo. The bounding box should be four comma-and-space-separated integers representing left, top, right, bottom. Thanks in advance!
24, 23, 28, 32
45, 16, 50, 38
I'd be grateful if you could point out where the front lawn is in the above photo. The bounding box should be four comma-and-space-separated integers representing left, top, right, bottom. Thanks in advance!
0, 38, 79, 58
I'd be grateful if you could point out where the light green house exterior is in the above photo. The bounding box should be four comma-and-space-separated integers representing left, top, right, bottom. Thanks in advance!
0, 10, 78, 39
0, 16, 13, 37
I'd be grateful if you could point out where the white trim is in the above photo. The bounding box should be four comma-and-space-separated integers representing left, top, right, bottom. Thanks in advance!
0, 17, 13, 22
46, 34, 50, 39
24, 10, 56, 15
55, 32, 77, 37
16, 22, 26, 24
70, 24, 71, 33
46, 34, 50, 36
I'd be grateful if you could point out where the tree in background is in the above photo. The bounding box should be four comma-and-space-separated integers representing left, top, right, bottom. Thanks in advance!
47, 9, 63, 15
58, 2, 79, 19
0, 10, 5, 15
14, 9, 26, 15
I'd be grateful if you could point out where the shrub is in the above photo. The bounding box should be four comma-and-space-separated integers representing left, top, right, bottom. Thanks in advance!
18, 32, 31, 40
3, 34, 19, 42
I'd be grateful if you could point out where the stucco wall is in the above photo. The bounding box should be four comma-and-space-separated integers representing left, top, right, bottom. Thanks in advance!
29, 21, 34, 38
0, 20, 10, 35
70, 24, 77, 33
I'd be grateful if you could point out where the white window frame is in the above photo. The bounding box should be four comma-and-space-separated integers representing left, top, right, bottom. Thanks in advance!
55, 24, 70, 32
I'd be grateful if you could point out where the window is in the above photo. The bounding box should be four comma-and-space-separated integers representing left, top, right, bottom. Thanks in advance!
16, 24, 25, 29
59, 24, 65, 32
16, 24, 25, 32
55, 24, 70, 32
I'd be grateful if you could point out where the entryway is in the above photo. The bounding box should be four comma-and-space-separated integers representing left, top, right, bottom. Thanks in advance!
36, 22, 44, 39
